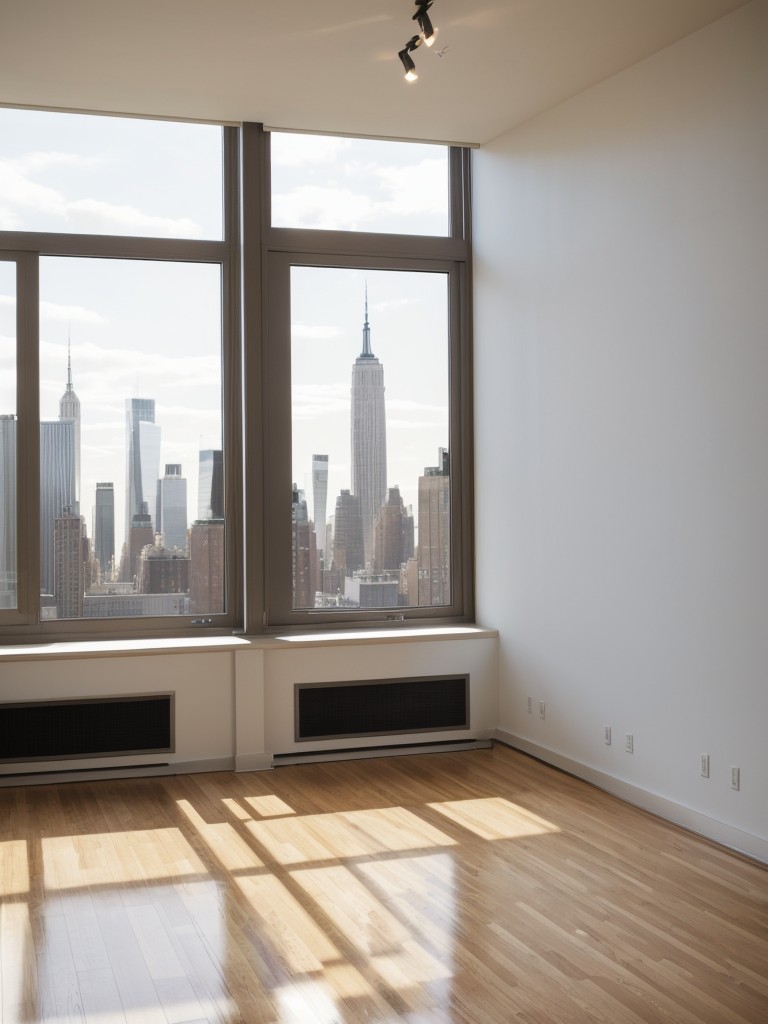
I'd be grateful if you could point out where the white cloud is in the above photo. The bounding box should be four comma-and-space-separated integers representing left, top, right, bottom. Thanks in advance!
373, 157, 449, 217
371, 296, 419, 314
40, 300, 108, 325
270, 133, 352, 169
0, 154, 202, 237
292, 323, 343, 340
272, 185, 375, 231
66, 198, 200, 237
18, 151, 102, 173
82, 440, 123, 458
272, 155, 448, 233
156, 404, 222, 432
387, 398, 449, 415
388, 418, 446, 430
292, 382, 349, 419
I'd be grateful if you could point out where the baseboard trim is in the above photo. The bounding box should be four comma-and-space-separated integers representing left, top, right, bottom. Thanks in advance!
235, 753, 273, 772
273, 738, 491, 767
495, 730, 768, 865
0, 756, 235, 787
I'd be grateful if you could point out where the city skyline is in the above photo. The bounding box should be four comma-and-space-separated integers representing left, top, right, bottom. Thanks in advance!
293, 291, 450, 609
291, 266, 449, 527
1, 115, 450, 556
0, 110, 453, 618
0, 334, 226, 614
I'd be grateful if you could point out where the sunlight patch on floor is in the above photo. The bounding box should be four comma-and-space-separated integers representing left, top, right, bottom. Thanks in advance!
428, 797, 560, 840
235, 873, 340, 972
221, 796, 252, 820
177, 798, 264, 871
0, 840, 29, 896
42, 827, 207, 889
358, 853, 457, 955
244, 794, 297, 818
246, 806, 456, 866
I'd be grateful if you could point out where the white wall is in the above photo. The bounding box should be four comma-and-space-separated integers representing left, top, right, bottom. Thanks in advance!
473, 0, 768, 860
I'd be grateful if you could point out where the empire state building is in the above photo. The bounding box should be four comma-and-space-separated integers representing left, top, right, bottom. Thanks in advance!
58, 340, 81, 507
351, 290, 387, 567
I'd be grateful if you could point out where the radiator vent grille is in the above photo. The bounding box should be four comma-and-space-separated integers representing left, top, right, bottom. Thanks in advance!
296, 675, 468, 741
0, 695, 174, 763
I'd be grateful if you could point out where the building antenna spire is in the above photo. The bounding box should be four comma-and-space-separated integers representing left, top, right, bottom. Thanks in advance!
361, 281, 373, 357
67, 325, 73, 390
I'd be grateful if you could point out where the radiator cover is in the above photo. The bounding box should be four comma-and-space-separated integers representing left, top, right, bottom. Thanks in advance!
295, 675, 469, 741
0, 694, 174, 762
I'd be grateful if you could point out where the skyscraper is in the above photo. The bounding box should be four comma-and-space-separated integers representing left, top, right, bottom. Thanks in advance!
0, 414, 16, 609
137, 541, 190, 595
191, 449, 225, 614
127, 505, 154, 586
94, 482, 115, 583
40, 419, 75, 597
351, 289, 387, 568
291, 485, 317, 608
54, 506, 85, 618
125, 397, 161, 547
198, 449, 223, 520
374, 486, 414, 573
311, 453, 329, 558
412, 448, 450, 607
331, 489, 364, 576
189, 518, 225, 615
59, 338, 81, 507
157, 463, 187, 551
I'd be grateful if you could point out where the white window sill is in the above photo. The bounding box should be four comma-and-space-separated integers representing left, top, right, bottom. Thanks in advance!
0, 625, 497, 662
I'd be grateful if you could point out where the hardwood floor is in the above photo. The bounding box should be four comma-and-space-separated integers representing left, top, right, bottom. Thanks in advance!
1, 744, 766, 1023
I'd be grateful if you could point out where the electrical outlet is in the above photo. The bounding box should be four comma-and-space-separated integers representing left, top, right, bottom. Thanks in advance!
700, 754, 710, 778
527, 696, 532, 714
625, 733, 633, 753
604, 726, 611, 745
731, 766, 740, 791
538, 701, 546, 720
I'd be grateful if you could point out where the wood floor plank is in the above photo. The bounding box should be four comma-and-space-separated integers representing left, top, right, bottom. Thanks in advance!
93, 900, 170, 1024
1, 744, 766, 1023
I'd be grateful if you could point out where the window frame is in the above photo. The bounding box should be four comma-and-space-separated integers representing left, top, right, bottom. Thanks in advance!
0, 123, 243, 643
243, 125, 474, 631
0, 116, 473, 642
0, 252, 38, 630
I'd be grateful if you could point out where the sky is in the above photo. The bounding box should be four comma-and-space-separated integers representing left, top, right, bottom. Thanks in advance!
0, 109, 450, 550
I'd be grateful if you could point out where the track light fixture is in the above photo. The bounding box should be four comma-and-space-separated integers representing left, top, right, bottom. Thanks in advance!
398, 34, 421, 82
397, 1, 439, 82
413, 0, 438, 47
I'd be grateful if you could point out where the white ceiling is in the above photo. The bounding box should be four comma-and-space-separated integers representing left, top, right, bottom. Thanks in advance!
0, 0, 749, 146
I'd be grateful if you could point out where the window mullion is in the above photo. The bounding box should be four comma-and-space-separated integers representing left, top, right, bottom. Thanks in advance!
17, 252, 41, 627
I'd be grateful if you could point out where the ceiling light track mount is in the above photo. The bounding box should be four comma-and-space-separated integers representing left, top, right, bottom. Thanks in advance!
397, 1, 439, 83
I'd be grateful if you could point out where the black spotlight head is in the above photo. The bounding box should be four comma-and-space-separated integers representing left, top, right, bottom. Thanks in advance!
398, 46, 418, 81
413, 3, 437, 46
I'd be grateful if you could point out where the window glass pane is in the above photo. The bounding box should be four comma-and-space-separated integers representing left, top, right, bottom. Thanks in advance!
271, 133, 449, 236
0, 109, 223, 239
39, 258, 225, 619
0, 262, 17, 610
291, 266, 450, 610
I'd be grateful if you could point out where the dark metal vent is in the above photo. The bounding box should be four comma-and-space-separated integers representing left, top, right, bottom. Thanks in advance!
296, 675, 468, 741
0, 694, 174, 763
